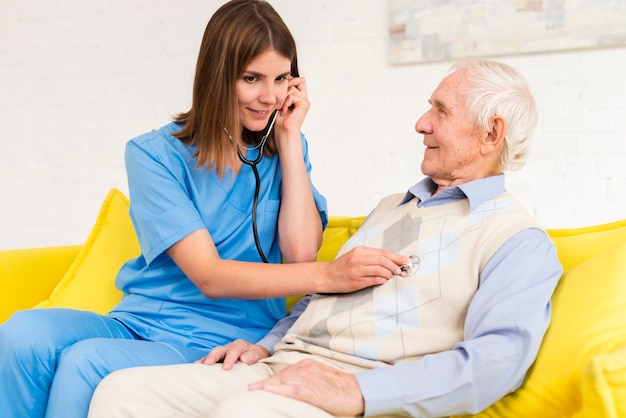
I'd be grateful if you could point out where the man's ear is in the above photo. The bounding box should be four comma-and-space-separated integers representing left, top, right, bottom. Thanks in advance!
482, 115, 507, 152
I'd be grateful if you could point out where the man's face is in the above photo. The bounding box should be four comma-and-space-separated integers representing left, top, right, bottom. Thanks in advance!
415, 70, 489, 188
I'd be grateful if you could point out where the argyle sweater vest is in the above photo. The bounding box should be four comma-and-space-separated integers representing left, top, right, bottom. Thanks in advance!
274, 191, 542, 369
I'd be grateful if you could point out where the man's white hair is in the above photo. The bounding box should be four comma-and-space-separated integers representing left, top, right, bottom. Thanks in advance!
451, 58, 538, 171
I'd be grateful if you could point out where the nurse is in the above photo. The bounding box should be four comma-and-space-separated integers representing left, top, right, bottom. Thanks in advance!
0, 1, 407, 417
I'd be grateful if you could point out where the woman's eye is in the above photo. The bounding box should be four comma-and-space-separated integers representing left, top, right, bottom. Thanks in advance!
243, 75, 256, 83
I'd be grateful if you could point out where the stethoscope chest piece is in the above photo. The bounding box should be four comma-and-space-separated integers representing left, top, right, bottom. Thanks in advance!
399, 255, 420, 277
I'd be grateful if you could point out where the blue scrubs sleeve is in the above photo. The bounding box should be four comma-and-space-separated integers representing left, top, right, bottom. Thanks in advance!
124, 138, 204, 265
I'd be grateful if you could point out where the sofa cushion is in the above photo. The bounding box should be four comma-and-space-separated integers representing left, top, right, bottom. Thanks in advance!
461, 239, 626, 417
547, 219, 626, 271
35, 188, 139, 314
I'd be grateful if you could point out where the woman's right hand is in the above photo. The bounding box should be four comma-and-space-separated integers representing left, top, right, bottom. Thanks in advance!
320, 247, 410, 293
168, 230, 409, 299
196, 339, 270, 370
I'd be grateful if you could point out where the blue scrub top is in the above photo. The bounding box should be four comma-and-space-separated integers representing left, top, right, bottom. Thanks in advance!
108, 122, 327, 350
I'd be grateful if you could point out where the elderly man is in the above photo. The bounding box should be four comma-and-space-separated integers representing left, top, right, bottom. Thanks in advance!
88, 59, 562, 418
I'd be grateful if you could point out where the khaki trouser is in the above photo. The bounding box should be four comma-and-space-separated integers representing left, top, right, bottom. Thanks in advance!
88, 351, 395, 418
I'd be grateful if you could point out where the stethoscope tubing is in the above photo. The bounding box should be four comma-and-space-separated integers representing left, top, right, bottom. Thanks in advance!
236, 110, 279, 263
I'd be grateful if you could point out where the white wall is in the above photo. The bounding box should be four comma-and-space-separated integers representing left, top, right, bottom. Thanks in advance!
1, 0, 625, 250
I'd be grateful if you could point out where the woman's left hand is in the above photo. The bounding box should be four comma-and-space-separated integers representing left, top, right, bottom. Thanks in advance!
275, 76, 310, 143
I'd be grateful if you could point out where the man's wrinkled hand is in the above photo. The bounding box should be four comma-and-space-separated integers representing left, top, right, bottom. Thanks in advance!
248, 358, 365, 416
195, 339, 270, 370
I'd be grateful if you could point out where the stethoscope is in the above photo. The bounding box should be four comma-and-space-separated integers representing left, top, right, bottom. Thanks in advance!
236, 109, 279, 263
235, 109, 421, 273
399, 255, 420, 276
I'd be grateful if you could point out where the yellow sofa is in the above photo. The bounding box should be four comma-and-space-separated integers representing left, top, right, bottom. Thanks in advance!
2, 188, 626, 417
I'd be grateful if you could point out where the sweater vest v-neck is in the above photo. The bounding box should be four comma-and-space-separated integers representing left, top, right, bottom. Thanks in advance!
274, 191, 542, 368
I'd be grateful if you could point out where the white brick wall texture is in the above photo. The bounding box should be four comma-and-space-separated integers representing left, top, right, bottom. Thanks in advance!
1, 0, 625, 250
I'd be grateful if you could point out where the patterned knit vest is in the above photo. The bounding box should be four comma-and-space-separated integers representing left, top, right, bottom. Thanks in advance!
274, 191, 543, 369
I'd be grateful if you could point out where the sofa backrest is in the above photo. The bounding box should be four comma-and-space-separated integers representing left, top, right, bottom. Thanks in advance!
25, 189, 626, 317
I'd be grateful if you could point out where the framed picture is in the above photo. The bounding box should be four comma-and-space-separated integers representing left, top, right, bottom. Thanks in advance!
388, 0, 626, 64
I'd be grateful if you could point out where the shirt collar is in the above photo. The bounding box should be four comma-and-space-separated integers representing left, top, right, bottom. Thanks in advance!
401, 175, 506, 212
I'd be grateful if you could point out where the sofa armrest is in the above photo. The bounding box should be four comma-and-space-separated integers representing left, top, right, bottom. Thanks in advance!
580, 343, 626, 417
0, 245, 81, 323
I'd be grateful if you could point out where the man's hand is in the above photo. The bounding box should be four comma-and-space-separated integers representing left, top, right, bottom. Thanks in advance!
248, 359, 365, 416
196, 339, 270, 370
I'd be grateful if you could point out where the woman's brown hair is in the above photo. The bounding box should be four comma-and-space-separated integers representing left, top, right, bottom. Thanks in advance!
173, 0, 300, 177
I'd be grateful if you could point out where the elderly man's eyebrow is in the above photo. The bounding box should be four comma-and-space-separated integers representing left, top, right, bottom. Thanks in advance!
429, 99, 449, 113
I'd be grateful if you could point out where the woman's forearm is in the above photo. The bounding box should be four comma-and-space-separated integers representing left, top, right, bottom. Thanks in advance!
276, 137, 323, 263
167, 229, 406, 299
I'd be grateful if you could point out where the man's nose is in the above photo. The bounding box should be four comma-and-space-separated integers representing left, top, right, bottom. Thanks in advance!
415, 113, 430, 134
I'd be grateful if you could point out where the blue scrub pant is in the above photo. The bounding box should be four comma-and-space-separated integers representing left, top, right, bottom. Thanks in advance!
0, 308, 208, 418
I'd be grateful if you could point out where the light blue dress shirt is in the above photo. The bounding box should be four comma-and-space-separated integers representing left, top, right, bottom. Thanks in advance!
257, 175, 562, 417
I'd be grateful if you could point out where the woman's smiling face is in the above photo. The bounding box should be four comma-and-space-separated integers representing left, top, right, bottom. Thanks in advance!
236, 49, 291, 132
